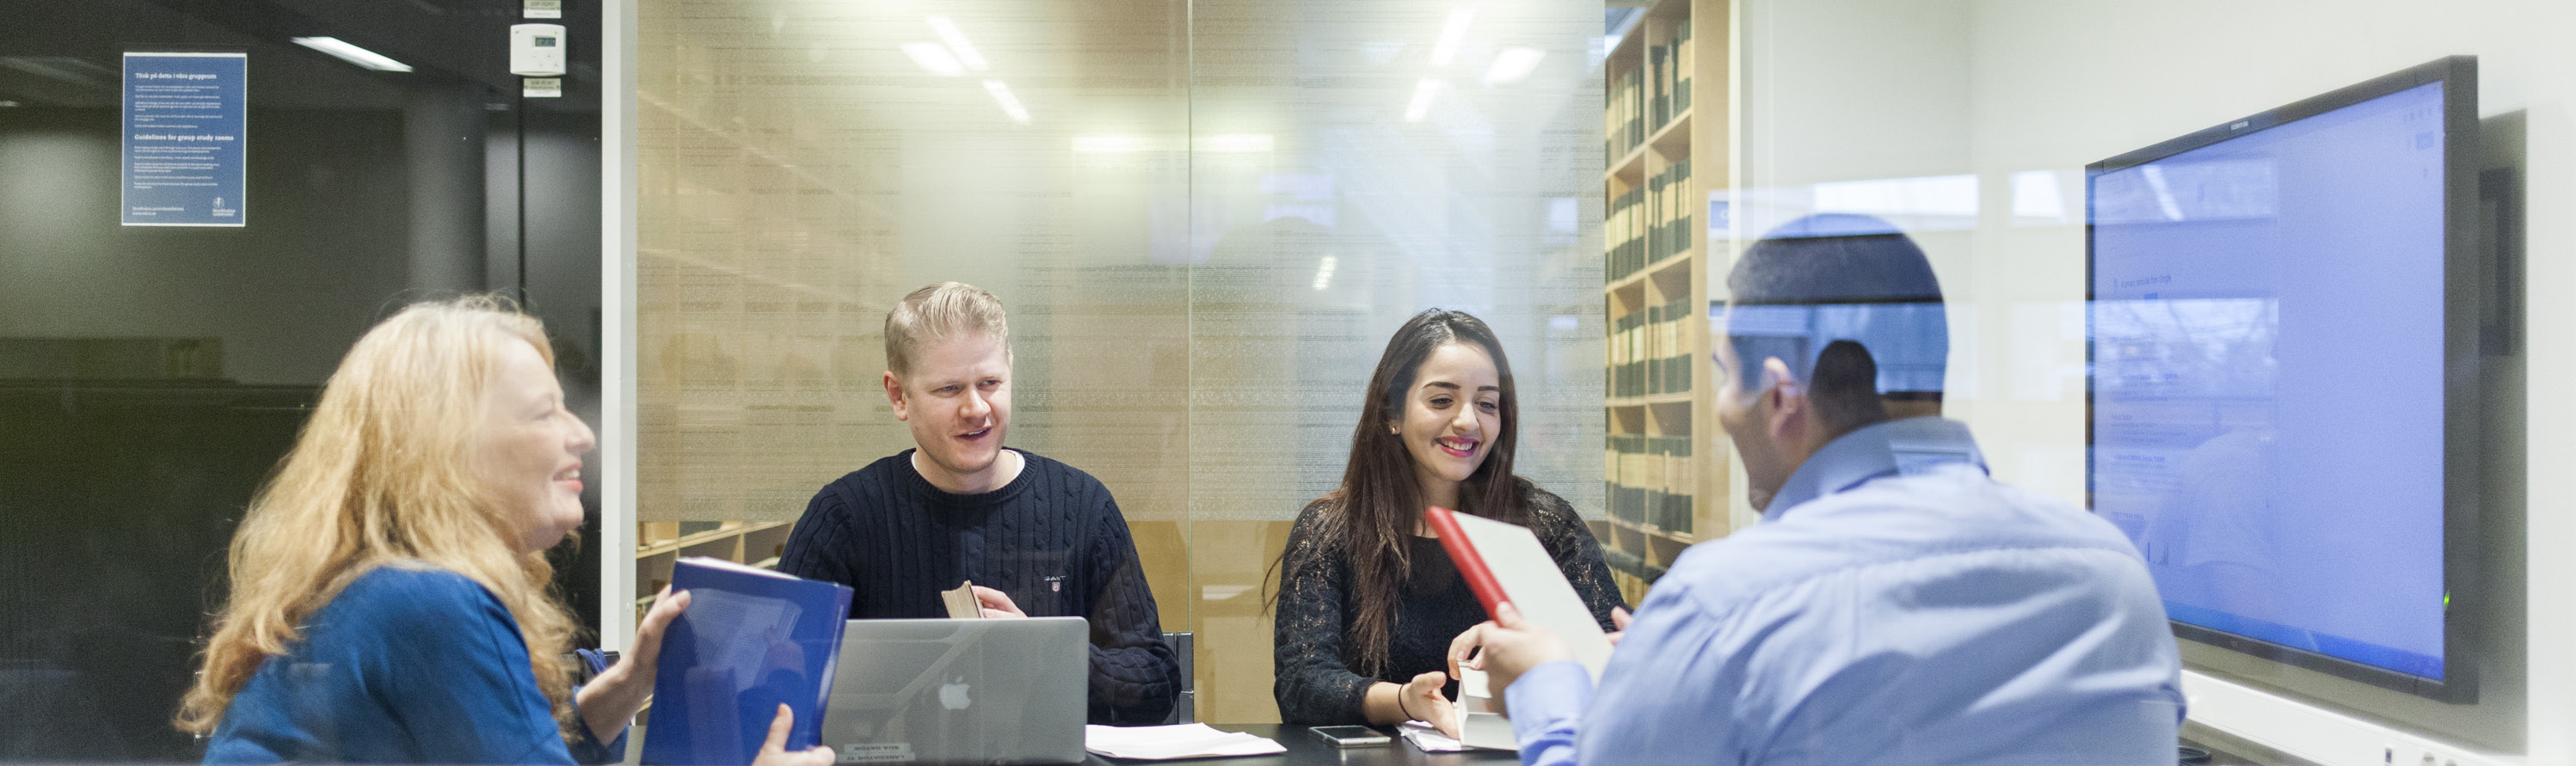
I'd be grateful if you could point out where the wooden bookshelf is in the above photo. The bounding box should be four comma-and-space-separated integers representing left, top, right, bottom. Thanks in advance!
1602, 0, 1731, 604
632, 519, 796, 622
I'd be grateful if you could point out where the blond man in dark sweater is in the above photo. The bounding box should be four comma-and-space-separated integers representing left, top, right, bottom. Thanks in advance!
777, 281, 1178, 725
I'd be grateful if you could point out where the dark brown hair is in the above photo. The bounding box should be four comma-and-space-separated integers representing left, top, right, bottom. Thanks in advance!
1278, 309, 1528, 677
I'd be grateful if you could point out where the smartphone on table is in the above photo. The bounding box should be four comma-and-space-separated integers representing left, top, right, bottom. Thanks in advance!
1306, 725, 1393, 748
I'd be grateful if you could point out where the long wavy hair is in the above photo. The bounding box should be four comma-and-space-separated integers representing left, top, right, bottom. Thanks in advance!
175, 296, 582, 736
1278, 309, 1527, 677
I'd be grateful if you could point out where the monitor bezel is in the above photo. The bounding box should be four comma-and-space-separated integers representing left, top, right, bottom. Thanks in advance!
2084, 55, 2481, 703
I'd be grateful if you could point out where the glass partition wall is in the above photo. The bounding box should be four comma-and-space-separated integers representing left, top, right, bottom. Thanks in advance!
634, 0, 1602, 722
1731, 0, 2558, 758
0, 2, 606, 757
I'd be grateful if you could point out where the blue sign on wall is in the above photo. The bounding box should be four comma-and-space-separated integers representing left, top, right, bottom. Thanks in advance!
122, 52, 247, 227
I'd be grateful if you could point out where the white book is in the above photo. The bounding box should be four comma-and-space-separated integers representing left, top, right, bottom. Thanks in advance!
1430, 511, 1619, 751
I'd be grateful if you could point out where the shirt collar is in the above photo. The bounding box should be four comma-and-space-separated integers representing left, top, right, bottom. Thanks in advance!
1761, 416, 1989, 522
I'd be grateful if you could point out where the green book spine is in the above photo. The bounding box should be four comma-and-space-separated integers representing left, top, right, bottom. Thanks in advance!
1648, 304, 1664, 395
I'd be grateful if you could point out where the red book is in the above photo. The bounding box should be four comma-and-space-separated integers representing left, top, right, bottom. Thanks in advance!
1425, 505, 1512, 622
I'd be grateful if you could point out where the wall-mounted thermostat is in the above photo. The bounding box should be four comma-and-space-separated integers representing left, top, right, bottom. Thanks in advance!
510, 23, 567, 77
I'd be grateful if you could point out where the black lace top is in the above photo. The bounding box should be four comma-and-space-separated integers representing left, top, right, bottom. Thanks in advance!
1271, 479, 1622, 725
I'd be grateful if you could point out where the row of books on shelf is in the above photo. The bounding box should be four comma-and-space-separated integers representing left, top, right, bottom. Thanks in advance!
1607, 297, 1697, 398
1650, 19, 1695, 129
1602, 19, 1696, 166
1609, 157, 1699, 283
1606, 64, 1645, 165
1605, 434, 1696, 535
1602, 547, 1667, 584
1609, 481, 1696, 537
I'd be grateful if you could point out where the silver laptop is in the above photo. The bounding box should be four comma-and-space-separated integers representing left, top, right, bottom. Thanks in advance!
821, 617, 1088, 765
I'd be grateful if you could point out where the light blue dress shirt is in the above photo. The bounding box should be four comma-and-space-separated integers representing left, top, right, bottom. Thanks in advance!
1506, 417, 2184, 765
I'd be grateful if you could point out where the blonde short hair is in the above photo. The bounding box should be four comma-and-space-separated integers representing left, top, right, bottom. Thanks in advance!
177, 295, 581, 737
885, 281, 1011, 377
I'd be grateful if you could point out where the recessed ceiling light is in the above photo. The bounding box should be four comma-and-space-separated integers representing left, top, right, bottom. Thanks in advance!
902, 42, 964, 77
0, 57, 114, 86
1201, 134, 1273, 152
1429, 7, 1475, 66
925, 16, 987, 71
982, 80, 1029, 123
1073, 136, 1147, 153
292, 37, 413, 72
1485, 47, 1545, 85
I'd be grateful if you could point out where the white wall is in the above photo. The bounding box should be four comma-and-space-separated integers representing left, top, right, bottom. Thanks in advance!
1740, 0, 2576, 762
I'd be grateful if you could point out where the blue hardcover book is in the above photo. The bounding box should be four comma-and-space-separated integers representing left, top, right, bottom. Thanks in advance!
642, 557, 855, 765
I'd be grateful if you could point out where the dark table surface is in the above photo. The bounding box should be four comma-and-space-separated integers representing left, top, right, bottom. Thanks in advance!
1083, 724, 2279, 766
1090, 724, 1518, 765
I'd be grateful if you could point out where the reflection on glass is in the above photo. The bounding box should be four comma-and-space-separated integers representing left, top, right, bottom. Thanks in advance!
1730, 174, 1980, 241
2088, 81, 2449, 680
1723, 303, 1948, 396
636, 0, 1597, 724
2008, 169, 2072, 225
2091, 298, 2280, 620
2091, 157, 2279, 225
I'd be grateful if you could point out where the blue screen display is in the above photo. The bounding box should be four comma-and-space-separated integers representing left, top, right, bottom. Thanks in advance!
2088, 82, 2448, 680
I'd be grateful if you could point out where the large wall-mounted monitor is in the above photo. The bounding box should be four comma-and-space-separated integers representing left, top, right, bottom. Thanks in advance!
2086, 56, 2480, 702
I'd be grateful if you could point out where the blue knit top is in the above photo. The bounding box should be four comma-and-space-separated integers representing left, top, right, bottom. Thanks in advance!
204, 566, 624, 764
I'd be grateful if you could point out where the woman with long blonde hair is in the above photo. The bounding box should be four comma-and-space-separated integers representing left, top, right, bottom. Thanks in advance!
177, 297, 829, 765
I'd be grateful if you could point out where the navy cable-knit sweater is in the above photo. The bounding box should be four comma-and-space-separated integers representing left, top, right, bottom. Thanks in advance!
776, 448, 1180, 726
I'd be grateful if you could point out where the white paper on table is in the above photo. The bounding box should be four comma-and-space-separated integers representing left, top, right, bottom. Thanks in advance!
1399, 721, 1471, 752
1082, 723, 1287, 760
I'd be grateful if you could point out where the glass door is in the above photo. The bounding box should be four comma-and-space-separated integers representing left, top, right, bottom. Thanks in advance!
0, 1, 604, 757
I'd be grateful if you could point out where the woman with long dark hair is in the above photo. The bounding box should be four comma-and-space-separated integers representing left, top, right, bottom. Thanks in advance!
1271, 309, 1622, 732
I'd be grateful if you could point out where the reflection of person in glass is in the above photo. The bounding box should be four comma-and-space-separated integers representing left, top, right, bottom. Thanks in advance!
1448, 214, 2185, 764
775, 282, 1179, 725
2143, 426, 2279, 619
179, 297, 830, 765
1270, 309, 1621, 736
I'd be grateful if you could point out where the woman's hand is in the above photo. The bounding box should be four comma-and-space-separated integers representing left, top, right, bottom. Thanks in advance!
1360, 672, 1456, 733
1607, 606, 1632, 645
752, 704, 835, 766
1399, 671, 1463, 738
574, 586, 690, 743
969, 585, 1027, 619
1447, 620, 1485, 679
1444, 604, 1569, 704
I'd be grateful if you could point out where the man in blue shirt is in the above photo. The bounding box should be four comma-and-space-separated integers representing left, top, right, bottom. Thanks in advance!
1454, 214, 2185, 765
